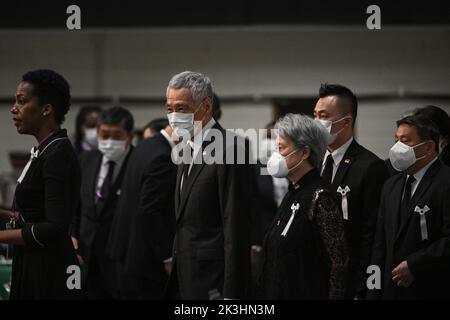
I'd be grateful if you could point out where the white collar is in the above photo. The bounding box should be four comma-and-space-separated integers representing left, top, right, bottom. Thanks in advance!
187, 117, 216, 150
410, 157, 438, 182
160, 129, 176, 148
324, 137, 354, 166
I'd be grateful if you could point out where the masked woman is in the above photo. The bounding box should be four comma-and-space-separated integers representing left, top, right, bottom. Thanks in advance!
261, 113, 348, 299
0, 69, 81, 299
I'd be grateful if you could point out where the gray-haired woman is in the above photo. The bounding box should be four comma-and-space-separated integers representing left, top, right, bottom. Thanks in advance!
260, 113, 348, 299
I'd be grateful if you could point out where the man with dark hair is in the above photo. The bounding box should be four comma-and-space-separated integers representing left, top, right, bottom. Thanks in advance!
314, 83, 389, 299
368, 115, 450, 299
414, 105, 450, 167
142, 118, 169, 139
108, 121, 177, 299
72, 106, 135, 299
319, 83, 358, 126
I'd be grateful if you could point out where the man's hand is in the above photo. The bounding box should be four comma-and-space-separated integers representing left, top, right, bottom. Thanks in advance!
71, 236, 84, 266
164, 260, 173, 275
392, 260, 414, 287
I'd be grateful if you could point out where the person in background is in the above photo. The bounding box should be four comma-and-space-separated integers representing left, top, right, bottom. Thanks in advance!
73, 105, 102, 156
368, 115, 450, 299
73, 107, 134, 299
108, 122, 177, 299
0, 69, 81, 299
314, 83, 389, 299
414, 106, 450, 167
142, 118, 169, 140
261, 113, 348, 299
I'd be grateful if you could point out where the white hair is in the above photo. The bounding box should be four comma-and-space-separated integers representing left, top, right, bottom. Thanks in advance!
275, 113, 330, 169
167, 71, 213, 103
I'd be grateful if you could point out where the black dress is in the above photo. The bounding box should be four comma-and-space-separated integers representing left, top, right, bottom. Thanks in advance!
10, 129, 82, 299
261, 169, 348, 299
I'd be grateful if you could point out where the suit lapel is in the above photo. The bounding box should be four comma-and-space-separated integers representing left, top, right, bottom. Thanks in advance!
331, 139, 360, 190
391, 174, 406, 237
176, 153, 206, 222
174, 164, 184, 214
96, 146, 133, 221
175, 122, 222, 222
395, 160, 441, 240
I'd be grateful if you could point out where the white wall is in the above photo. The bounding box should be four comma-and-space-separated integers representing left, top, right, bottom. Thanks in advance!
0, 26, 449, 172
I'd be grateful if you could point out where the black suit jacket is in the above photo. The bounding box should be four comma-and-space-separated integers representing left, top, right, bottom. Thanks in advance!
10, 129, 81, 300
107, 133, 176, 298
328, 139, 389, 298
167, 122, 253, 299
78, 147, 133, 281
368, 160, 450, 299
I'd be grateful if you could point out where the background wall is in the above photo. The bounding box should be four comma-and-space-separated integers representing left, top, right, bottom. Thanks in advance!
0, 26, 449, 173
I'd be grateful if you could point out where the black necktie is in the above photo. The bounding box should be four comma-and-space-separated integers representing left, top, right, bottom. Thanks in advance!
322, 154, 334, 184
180, 146, 193, 195
400, 175, 416, 225
100, 161, 116, 200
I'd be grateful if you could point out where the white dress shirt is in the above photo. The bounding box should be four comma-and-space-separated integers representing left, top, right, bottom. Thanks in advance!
321, 137, 354, 183
95, 146, 129, 202
180, 118, 216, 191
404, 157, 438, 200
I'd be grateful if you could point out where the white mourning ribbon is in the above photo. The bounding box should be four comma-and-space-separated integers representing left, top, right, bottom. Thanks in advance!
281, 202, 300, 237
337, 185, 351, 220
17, 137, 69, 184
414, 205, 430, 240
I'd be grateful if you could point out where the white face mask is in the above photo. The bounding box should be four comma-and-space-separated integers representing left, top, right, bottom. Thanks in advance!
267, 149, 303, 178
389, 140, 428, 172
167, 103, 204, 138
315, 116, 350, 145
84, 128, 98, 147
98, 139, 127, 162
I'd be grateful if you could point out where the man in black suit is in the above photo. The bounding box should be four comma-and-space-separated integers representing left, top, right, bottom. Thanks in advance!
74, 107, 135, 299
165, 71, 253, 300
107, 123, 177, 299
368, 115, 450, 300
314, 83, 389, 299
